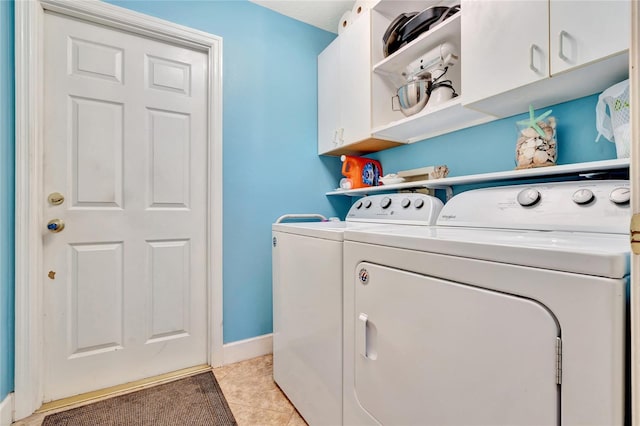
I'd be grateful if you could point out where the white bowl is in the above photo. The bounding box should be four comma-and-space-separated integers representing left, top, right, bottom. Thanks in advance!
380, 175, 406, 185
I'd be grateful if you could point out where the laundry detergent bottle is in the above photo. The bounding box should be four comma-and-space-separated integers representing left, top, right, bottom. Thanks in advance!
341, 155, 383, 189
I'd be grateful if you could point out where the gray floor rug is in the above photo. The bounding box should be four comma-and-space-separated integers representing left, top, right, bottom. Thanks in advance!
42, 372, 237, 425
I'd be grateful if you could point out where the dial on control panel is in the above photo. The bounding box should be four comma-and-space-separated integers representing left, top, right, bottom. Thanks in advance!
610, 187, 630, 204
414, 198, 424, 209
572, 189, 594, 205
364, 200, 372, 209
401, 198, 411, 208
380, 197, 392, 209
517, 188, 541, 207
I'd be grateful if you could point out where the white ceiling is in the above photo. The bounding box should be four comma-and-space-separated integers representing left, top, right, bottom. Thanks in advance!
249, 0, 355, 34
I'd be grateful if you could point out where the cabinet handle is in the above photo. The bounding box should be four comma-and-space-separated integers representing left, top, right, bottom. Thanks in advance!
529, 44, 539, 73
558, 30, 569, 61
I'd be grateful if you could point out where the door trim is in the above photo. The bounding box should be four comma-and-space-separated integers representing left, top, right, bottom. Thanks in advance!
631, 1, 639, 424
14, 0, 223, 419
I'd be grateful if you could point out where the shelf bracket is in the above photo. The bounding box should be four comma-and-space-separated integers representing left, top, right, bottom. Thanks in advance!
428, 185, 453, 201
445, 186, 453, 201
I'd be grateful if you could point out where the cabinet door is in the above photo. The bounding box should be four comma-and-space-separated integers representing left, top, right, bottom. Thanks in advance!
339, 11, 372, 146
550, 0, 630, 74
318, 38, 341, 155
462, 0, 549, 105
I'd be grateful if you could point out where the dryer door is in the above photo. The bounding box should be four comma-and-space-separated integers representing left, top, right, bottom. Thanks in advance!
353, 262, 560, 426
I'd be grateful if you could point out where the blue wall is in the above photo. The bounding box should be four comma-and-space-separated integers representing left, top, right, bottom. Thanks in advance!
106, 0, 349, 343
0, 0, 15, 401
370, 95, 618, 186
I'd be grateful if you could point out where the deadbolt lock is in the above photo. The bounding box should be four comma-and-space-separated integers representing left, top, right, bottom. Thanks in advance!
48, 192, 65, 206
47, 219, 65, 233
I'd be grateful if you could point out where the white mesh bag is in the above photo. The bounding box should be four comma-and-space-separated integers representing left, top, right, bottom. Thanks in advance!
595, 79, 630, 158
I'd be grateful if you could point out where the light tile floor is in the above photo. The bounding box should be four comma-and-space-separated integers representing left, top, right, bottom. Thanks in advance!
13, 354, 307, 426
213, 355, 307, 426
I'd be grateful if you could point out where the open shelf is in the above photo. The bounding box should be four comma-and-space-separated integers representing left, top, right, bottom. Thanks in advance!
373, 12, 461, 77
372, 96, 495, 143
370, 10, 495, 144
326, 158, 629, 196
320, 137, 405, 157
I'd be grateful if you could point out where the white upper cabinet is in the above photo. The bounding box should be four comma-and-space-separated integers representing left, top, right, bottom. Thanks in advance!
461, 0, 629, 117
317, 9, 403, 156
317, 0, 630, 156
550, 0, 629, 74
461, 0, 549, 106
318, 39, 341, 155
340, 13, 374, 146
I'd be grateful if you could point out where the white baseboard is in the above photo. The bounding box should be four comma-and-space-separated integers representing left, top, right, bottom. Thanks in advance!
0, 393, 13, 426
222, 333, 273, 365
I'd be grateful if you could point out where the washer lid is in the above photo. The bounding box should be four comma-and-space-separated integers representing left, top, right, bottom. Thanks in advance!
272, 221, 391, 241
344, 226, 629, 278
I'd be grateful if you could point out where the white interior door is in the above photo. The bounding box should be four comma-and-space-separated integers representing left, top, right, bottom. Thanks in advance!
354, 262, 560, 425
42, 11, 208, 401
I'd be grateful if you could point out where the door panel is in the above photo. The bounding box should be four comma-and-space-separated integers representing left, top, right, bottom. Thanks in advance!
70, 37, 124, 83
462, 0, 549, 105
550, 0, 630, 74
69, 243, 124, 357
354, 262, 560, 425
339, 12, 371, 146
43, 12, 208, 401
317, 39, 340, 154
147, 109, 190, 208
146, 239, 191, 343
146, 55, 191, 95
70, 96, 124, 208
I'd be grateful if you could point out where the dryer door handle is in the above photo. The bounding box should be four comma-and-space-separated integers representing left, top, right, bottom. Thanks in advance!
357, 313, 369, 359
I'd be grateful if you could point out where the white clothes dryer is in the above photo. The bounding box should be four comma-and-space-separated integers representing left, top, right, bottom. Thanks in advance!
272, 193, 443, 425
343, 180, 630, 426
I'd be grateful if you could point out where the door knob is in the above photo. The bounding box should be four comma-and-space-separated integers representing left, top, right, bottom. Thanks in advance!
47, 219, 65, 233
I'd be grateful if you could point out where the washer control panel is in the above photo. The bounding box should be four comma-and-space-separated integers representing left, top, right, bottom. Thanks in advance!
438, 180, 630, 234
347, 193, 444, 225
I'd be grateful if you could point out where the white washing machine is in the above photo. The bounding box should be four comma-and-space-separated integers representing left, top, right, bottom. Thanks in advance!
343, 180, 630, 426
272, 193, 443, 425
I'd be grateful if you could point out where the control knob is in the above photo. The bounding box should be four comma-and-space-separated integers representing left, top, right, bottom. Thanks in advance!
364, 200, 372, 209
414, 198, 425, 209
572, 189, 594, 205
355, 201, 363, 209
610, 187, 630, 204
380, 197, 392, 209
517, 188, 541, 207
401, 198, 411, 208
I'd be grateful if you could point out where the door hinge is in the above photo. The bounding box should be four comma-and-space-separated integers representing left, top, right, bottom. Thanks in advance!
555, 337, 562, 385
631, 214, 640, 255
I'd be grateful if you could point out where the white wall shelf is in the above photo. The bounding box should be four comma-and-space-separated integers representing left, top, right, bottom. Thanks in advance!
372, 96, 495, 143
326, 158, 629, 196
373, 12, 461, 77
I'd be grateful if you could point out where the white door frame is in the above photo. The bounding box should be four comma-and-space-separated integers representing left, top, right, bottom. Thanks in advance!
631, 1, 639, 424
14, 0, 223, 418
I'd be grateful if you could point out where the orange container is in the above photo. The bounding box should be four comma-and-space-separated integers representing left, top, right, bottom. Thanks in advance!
341, 155, 383, 189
